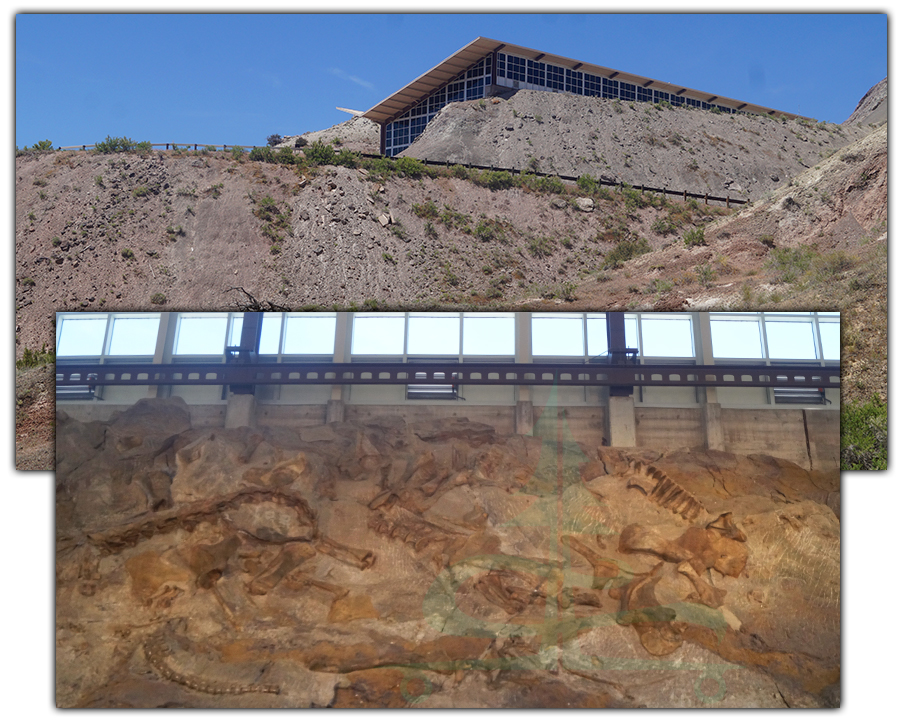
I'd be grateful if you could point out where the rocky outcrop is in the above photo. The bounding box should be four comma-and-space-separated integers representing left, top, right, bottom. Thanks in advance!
57, 398, 840, 708
844, 77, 887, 127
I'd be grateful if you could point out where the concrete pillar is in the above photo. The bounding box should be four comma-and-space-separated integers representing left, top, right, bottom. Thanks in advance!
608, 395, 636, 447
326, 399, 345, 424
147, 312, 176, 399
703, 402, 725, 451
329, 312, 351, 416
515, 312, 532, 403
696, 312, 718, 404
515, 401, 534, 435
224, 393, 257, 428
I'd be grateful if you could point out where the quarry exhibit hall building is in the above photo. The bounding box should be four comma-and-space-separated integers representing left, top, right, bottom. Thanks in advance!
56, 311, 840, 471
362, 37, 809, 157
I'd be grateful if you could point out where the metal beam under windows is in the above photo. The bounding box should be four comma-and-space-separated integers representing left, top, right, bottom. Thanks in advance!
56, 361, 839, 390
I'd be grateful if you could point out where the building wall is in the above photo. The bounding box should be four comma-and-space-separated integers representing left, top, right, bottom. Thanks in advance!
635, 407, 706, 451
57, 399, 836, 471
720, 409, 811, 468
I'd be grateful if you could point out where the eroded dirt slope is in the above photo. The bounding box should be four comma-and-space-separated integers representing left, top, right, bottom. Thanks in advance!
404, 90, 871, 200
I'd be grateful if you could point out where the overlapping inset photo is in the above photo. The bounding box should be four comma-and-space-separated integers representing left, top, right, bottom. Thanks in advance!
56, 311, 840, 707
15, 17, 886, 472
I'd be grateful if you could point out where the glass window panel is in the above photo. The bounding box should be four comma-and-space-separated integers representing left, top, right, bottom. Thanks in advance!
408, 314, 460, 356
174, 315, 228, 355
258, 313, 283, 355
228, 314, 243, 348
107, 315, 160, 356
624, 315, 639, 351
711, 320, 763, 358
819, 321, 841, 361
463, 315, 515, 356
766, 321, 817, 359
352, 314, 405, 355
283, 314, 337, 355
57, 316, 108, 357
640, 317, 694, 358
532, 315, 584, 356
819, 321, 840, 360
586, 316, 608, 357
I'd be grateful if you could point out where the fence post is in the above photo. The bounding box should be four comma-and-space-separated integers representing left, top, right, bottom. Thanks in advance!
166, 144, 169, 150
726, 196, 730, 209
704, 193, 708, 205
683, 190, 687, 202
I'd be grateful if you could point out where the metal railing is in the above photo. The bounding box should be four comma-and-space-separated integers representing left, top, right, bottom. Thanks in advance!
56, 361, 838, 389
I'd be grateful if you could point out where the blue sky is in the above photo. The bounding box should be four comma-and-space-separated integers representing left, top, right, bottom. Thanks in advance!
14, 11, 887, 149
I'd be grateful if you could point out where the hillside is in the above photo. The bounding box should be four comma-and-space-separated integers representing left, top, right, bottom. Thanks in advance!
403, 90, 870, 200
14, 84, 887, 469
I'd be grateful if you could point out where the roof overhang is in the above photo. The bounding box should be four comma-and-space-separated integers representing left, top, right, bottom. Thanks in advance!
362, 37, 813, 125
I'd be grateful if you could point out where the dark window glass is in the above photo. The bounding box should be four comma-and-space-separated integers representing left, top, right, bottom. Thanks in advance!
601, 76, 617, 99
565, 68, 583, 94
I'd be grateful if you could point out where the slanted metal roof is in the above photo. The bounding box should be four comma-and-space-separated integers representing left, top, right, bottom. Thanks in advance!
362, 37, 811, 124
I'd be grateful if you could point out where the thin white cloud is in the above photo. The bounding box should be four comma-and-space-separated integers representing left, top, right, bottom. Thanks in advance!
329, 67, 374, 90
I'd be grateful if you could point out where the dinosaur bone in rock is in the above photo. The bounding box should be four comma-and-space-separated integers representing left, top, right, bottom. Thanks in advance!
247, 542, 318, 596
143, 629, 280, 696
677, 562, 727, 608
561, 535, 620, 589
609, 562, 684, 656
315, 535, 375, 570
619, 513, 748, 579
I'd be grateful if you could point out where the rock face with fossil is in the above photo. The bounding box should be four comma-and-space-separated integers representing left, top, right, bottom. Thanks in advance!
56, 397, 840, 708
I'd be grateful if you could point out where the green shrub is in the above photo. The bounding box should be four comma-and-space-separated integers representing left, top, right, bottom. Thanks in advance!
31, 139, 54, 151
520, 173, 565, 195
249, 146, 277, 163
269, 244, 282, 255
695, 263, 716, 287
16, 344, 54, 369
474, 217, 507, 243
477, 170, 516, 191
682, 226, 706, 247
766, 246, 815, 284
361, 156, 395, 181
150, 292, 167, 305
450, 164, 470, 180
267, 134, 283, 147
276, 147, 296, 164
577, 174, 605, 195
22, 277, 35, 286
121, 248, 135, 260
527, 236, 554, 258
758, 234, 775, 247
603, 236, 651, 269
412, 200, 440, 219
94, 135, 143, 153
651, 217, 677, 236
841, 394, 887, 470
132, 186, 149, 198
335, 149, 359, 168
231, 145, 245, 160
395, 156, 427, 178
304, 141, 336, 166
